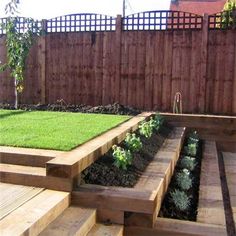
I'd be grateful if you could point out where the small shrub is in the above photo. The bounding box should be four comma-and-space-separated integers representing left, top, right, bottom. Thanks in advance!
139, 121, 153, 138
188, 131, 199, 145
112, 145, 132, 170
176, 169, 193, 190
184, 143, 197, 156
125, 133, 142, 152
170, 189, 191, 211
180, 156, 196, 171
149, 113, 164, 131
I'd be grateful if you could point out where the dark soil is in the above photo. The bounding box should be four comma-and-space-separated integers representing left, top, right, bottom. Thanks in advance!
159, 138, 202, 221
0, 102, 140, 116
81, 125, 172, 187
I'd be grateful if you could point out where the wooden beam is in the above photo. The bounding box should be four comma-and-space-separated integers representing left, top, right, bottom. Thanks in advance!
0, 146, 65, 167
72, 184, 157, 214
197, 141, 226, 226
0, 163, 72, 191
39, 207, 96, 236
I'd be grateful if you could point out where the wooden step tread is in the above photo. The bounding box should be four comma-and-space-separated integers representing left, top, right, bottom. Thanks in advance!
0, 163, 46, 176
222, 152, 236, 229
153, 217, 227, 236
197, 141, 226, 226
87, 223, 123, 236
0, 189, 70, 236
39, 206, 96, 236
0, 183, 44, 220
0, 146, 64, 167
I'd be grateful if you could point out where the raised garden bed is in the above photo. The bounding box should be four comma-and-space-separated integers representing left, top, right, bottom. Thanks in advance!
71, 114, 186, 226
159, 131, 202, 221
1, 108, 235, 235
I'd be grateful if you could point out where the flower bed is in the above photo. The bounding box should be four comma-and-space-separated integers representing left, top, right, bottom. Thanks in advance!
159, 131, 202, 221
82, 115, 172, 187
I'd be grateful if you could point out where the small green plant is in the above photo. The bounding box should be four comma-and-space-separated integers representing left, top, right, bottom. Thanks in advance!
180, 156, 196, 171
188, 131, 199, 145
176, 169, 193, 190
170, 189, 191, 211
139, 121, 153, 138
184, 143, 197, 156
112, 145, 132, 170
149, 114, 164, 132
125, 133, 142, 152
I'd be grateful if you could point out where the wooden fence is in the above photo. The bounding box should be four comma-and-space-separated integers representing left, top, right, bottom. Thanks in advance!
0, 11, 236, 115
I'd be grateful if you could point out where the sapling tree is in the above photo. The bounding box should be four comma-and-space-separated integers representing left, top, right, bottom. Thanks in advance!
0, 0, 41, 108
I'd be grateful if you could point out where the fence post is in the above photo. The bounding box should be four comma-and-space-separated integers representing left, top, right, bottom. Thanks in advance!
199, 13, 208, 113
38, 19, 47, 104
114, 15, 122, 103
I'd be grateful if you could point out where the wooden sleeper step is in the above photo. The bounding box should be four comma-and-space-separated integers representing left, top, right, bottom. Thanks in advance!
87, 223, 123, 236
0, 146, 65, 167
39, 206, 96, 236
0, 189, 70, 236
0, 163, 72, 191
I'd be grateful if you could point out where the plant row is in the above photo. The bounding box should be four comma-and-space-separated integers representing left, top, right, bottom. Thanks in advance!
112, 114, 164, 170
160, 131, 202, 220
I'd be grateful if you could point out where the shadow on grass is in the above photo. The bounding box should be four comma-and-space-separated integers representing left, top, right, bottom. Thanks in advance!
0, 110, 28, 119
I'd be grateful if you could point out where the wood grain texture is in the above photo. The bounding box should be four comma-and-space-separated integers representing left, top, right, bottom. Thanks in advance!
1, 29, 235, 115
223, 152, 236, 229
0, 183, 44, 220
0, 189, 70, 236
0, 163, 72, 191
88, 223, 123, 236
197, 141, 226, 226
39, 207, 96, 236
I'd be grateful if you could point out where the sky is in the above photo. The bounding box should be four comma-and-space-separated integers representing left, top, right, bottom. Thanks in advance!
0, 0, 171, 19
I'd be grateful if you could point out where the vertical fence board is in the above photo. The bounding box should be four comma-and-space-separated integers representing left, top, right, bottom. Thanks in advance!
135, 31, 145, 110
162, 31, 173, 112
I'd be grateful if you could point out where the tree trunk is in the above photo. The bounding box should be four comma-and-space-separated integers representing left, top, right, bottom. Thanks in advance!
14, 77, 18, 109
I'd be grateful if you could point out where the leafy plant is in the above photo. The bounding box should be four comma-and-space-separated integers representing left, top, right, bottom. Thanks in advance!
188, 131, 199, 145
184, 143, 197, 156
169, 189, 191, 211
180, 156, 196, 171
176, 169, 193, 190
112, 145, 132, 170
125, 133, 142, 152
139, 121, 153, 138
0, 15, 41, 109
221, 0, 236, 29
149, 113, 164, 132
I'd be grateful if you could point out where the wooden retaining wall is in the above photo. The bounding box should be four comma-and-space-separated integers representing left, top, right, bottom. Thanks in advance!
0, 15, 235, 115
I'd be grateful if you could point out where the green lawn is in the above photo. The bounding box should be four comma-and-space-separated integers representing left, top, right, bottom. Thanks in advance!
0, 110, 130, 151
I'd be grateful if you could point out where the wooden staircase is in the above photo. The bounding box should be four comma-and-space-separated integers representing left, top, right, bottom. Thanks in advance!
39, 206, 123, 236
0, 183, 70, 236
0, 147, 72, 192
0, 183, 123, 236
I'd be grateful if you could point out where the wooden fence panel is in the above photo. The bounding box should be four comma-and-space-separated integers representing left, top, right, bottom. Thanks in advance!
206, 30, 236, 114
0, 27, 235, 115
